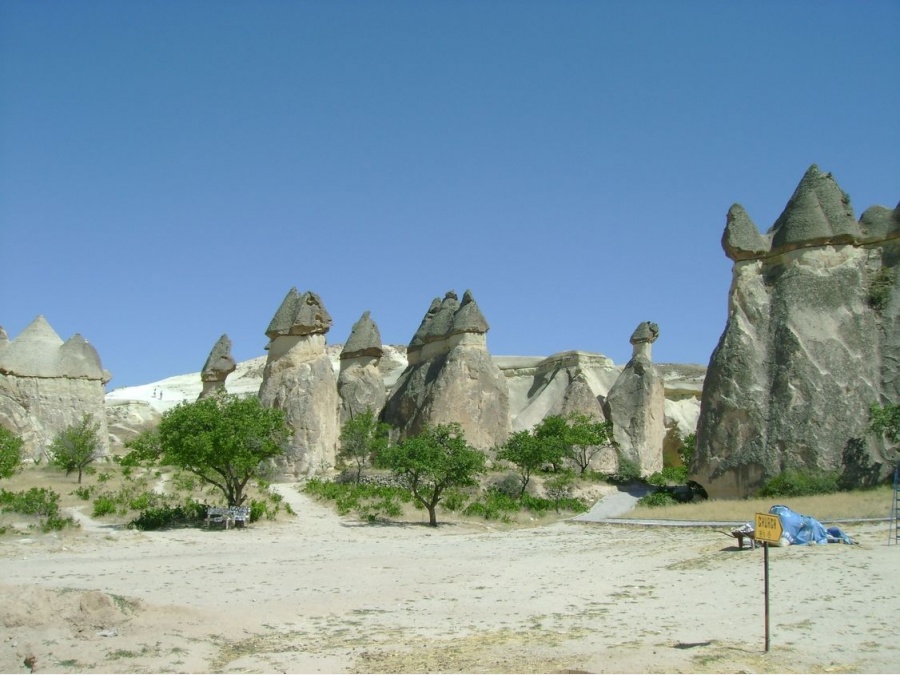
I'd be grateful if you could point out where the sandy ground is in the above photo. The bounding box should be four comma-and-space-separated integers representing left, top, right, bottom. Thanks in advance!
1, 486, 898, 674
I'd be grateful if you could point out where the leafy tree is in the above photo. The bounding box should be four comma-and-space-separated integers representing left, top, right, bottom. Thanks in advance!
531, 415, 572, 473
563, 412, 616, 476
497, 430, 555, 497
125, 395, 289, 507
0, 426, 24, 479
375, 423, 485, 526
338, 408, 390, 483
48, 414, 102, 483
869, 403, 900, 446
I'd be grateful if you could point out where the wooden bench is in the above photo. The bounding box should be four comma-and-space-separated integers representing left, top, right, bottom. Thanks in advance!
205, 505, 251, 530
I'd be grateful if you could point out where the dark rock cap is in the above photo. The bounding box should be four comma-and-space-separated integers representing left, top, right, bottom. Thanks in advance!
722, 204, 771, 262
265, 287, 332, 339
768, 165, 861, 251
409, 297, 442, 349
450, 289, 490, 335
201, 334, 237, 382
859, 202, 900, 241
342, 311, 383, 360
424, 291, 460, 343
630, 321, 659, 345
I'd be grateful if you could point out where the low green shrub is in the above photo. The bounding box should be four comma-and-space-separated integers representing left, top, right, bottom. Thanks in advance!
92, 495, 117, 517
128, 500, 204, 531
42, 514, 78, 532
610, 454, 642, 484
757, 469, 840, 498
638, 490, 679, 508
72, 485, 94, 500
647, 466, 688, 486
303, 478, 412, 522
0, 487, 61, 516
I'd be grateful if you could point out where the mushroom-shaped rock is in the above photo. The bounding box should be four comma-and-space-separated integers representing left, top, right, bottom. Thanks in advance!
199, 334, 237, 399
265, 288, 332, 339
629, 321, 659, 360
341, 311, 383, 360
768, 165, 861, 252
630, 321, 659, 346
722, 204, 771, 261
450, 290, 490, 335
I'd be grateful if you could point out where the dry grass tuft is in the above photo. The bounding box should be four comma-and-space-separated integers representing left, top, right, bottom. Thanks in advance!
622, 486, 893, 522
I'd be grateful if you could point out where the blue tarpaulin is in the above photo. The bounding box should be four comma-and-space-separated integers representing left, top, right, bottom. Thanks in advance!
768, 505, 855, 546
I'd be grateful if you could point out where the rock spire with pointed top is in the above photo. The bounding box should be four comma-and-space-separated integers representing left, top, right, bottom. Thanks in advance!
198, 334, 237, 399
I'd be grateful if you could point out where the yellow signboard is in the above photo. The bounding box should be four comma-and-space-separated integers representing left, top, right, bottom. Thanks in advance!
755, 512, 783, 544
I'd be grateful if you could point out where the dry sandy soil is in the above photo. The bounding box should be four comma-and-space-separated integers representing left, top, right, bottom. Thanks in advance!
1, 486, 898, 674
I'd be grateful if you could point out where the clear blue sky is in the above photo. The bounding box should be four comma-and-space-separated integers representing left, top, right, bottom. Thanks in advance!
2, 1, 898, 389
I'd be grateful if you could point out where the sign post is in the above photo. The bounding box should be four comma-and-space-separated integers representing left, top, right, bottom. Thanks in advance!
754, 512, 783, 652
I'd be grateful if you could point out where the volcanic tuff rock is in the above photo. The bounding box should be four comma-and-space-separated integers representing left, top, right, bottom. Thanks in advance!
258, 288, 339, 477
338, 311, 386, 425
603, 322, 665, 476
198, 334, 237, 400
0, 316, 110, 459
693, 166, 899, 498
383, 290, 510, 449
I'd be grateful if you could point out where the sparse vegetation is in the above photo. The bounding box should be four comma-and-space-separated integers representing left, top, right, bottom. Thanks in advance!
47, 413, 102, 483
337, 408, 390, 483
867, 267, 893, 313
0, 486, 78, 531
375, 423, 486, 527
869, 403, 900, 446
757, 469, 840, 498
0, 426, 24, 479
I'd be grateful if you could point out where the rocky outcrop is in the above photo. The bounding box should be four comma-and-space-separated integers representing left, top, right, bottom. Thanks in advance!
338, 311, 386, 425
603, 322, 665, 476
198, 334, 237, 400
0, 316, 110, 459
693, 166, 899, 498
507, 352, 619, 432
258, 288, 339, 477
383, 290, 510, 450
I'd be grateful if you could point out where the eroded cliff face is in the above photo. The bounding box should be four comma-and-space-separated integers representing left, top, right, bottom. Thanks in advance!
0, 316, 110, 459
693, 166, 899, 498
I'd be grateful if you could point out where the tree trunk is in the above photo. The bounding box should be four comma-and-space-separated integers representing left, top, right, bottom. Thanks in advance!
77, 467, 83, 484
426, 504, 438, 527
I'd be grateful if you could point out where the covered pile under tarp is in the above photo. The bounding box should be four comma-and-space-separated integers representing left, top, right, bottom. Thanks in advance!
768, 505, 856, 546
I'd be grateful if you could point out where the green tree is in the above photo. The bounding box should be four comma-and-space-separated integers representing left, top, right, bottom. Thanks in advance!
375, 423, 485, 527
531, 415, 572, 473
563, 412, 616, 476
0, 426, 24, 479
869, 403, 900, 446
497, 430, 555, 497
125, 395, 289, 507
338, 408, 390, 483
48, 414, 101, 483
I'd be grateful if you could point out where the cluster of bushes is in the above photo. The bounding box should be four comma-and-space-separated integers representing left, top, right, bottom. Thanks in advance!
0, 487, 78, 533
